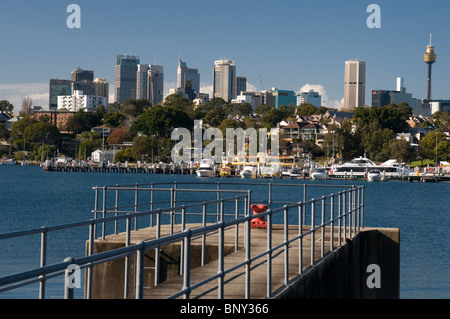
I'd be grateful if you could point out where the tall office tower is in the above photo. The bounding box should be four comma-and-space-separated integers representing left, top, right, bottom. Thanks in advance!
72, 80, 95, 96
49, 79, 73, 110
147, 65, 164, 105
115, 54, 140, 105
71, 67, 94, 82
236, 76, 247, 96
213, 59, 237, 102
93, 78, 109, 104
396, 77, 406, 93
344, 59, 366, 111
177, 59, 200, 99
424, 34, 436, 100
136, 64, 150, 100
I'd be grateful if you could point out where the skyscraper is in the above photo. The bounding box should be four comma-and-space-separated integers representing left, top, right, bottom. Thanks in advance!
213, 60, 236, 102
49, 79, 72, 110
344, 60, 366, 111
71, 67, 94, 82
236, 76, 247, 96
93, 78, 109, 104
115, 54, 140, 105
147, 65, 164, 105
136, 64, 150, 100
177, 59, 200, 99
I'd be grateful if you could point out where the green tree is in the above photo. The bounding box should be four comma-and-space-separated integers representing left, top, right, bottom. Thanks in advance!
261, 108, 286, 128
204, 106, 227, 127
24, 121, 61, 145
297, 103, 317, 117
360, 121, 394, 162
114, 147, 134, 163
0, 100, 14, 114
104, 111, 126, 127
254, 104, 272, 117
389, 139, 415, 163
418, 130, 448, 163
131, 106, 193, 137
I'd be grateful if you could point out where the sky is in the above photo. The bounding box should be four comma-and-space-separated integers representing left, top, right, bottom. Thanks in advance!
0, 0, 449, 113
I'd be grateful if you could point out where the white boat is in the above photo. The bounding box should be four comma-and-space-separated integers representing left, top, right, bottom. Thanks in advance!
330, 157, 414, 180
285, 168, 303, 178
196, 160, 215, 177
21, 160, 29, 166
310, 168, 328, 180
240, 165, 257, 179
260, 165, 281, 179
367, 169, 382, 182
1, 159, 17, 165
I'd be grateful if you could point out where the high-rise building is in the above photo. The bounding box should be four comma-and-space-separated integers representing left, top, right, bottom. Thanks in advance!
268, 88, 297, 109
236, 76, 247, 96
177, 59, 200, 99
344, 59, 366, 111
93, 78, 109, 104
147, 65, 164, 105
71, 67, 94, 82
298, 90, 322, 107
213, 59, 236, 102
136, 64, 150, 100
49, 79, 72, 111
371, 77, 422, 114
115, 54, 140, 105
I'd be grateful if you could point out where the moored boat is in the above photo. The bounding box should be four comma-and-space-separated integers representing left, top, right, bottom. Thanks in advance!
240, 165, 257, 179
196, 159, 215, 177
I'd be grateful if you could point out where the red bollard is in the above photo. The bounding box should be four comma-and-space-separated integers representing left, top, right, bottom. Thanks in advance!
250, 204, 268, 229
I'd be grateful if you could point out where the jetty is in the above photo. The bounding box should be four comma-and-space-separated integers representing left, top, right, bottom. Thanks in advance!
0, 182, 400, 299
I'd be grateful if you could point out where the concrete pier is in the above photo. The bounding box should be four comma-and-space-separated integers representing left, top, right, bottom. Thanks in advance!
88, 224, 400, 299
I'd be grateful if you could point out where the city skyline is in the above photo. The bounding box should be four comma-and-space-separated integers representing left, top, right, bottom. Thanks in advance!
0, 0, 449, 113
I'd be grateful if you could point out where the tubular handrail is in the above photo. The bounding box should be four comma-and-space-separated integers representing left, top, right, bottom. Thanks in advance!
0, 182, 364, 299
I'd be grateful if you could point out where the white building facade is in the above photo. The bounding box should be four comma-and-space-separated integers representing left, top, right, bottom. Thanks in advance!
58, 90, 107, 112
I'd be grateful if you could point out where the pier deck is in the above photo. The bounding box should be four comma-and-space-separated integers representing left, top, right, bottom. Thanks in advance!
98, 223, 345, 299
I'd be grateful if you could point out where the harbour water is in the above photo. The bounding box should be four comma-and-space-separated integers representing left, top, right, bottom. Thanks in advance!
0, 165, 448, 299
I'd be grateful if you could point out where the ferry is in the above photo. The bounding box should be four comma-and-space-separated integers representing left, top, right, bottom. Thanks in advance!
330, 157, 414, 180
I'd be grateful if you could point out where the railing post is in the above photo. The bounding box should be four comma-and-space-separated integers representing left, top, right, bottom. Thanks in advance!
201, 203, 207, 266
218, 222, 225, 299
124, 213, 131, 298
64, 257, 76, 299
93, 186, 98, 238
283, 205, 289, 286
86, 221, 95, 299
245, 193, 251, 299
361, 186, 365, 229
321, 196, 325, 258
330, 194, 335, 252
134, 184, 139, 231
266, 207, 272, 298
114, 185, 119, 234
298, 202, 303, 275
183, 230, 192, 299
310, 199, 315, 266
102, 186, 107, 240
338, 191, 342, 247
135, 241, 145, 299
235, 197, 239, 252
39, 227, 48, 299
154, 209, 162, 286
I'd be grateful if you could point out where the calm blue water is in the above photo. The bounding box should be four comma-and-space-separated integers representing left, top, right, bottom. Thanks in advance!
0, 165, 448, 299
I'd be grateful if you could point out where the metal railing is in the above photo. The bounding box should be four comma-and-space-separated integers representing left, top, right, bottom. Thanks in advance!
0, 182, 364, 299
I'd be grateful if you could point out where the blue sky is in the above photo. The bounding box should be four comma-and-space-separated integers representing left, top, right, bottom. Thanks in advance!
0, 0, 449, 112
